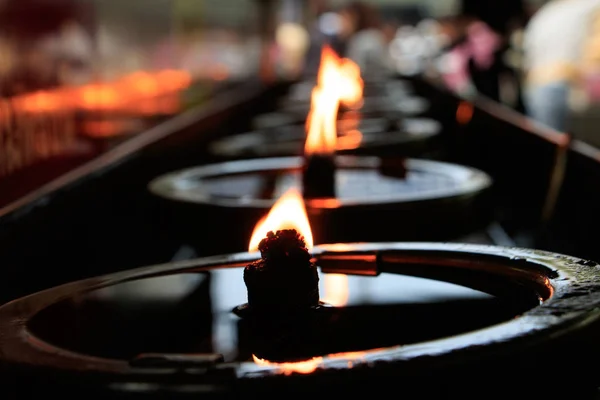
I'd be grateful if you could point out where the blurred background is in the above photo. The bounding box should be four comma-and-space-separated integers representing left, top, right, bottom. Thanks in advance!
0, 0, 598, 238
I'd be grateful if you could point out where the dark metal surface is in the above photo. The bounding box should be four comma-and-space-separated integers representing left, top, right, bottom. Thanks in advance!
0, 243, 599, 397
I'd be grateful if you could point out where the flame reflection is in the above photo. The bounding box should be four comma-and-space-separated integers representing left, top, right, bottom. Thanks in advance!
252, 354, 322, 375
456, 101, 473, 125
251, 350, 370, 374
322, 273, 349, 306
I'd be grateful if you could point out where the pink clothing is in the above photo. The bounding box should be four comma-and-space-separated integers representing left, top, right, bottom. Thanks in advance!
441, 21, 502, 93
467, 22, 502, 70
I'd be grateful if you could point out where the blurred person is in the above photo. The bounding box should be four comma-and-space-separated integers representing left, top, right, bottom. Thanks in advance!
337, 1, 393, 77
461, 0, 527, 109
522, 0, 600, 131
439, 17, 502, 98
461, 0, 527, 39
437, 14, 523, 109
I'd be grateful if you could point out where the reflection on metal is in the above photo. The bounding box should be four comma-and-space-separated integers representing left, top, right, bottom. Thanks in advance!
456, 101, 473, 125
252, 354, 321, 375
322, 274, 349, 306
541, 132, 572, 223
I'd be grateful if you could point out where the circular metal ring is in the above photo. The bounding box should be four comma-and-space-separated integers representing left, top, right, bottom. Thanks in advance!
0, 243, 599, 391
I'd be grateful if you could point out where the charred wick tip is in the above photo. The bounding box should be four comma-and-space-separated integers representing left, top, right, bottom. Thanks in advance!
244, 229, 319, 311
258, 229, 309, 260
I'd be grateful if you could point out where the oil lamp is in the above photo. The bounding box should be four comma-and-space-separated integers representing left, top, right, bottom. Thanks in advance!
237, 188, 321, 315
0, 205, 599, 396
300, 46, 364, 199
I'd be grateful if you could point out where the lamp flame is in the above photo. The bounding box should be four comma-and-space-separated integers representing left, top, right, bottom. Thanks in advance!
304, 85, 339, 155
317, 45, 363, 108
305, 46, 363, 156
248, 188, 313, 252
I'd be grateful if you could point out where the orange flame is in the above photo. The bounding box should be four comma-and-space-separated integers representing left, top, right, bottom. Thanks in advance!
248, 188, 313, 252
304, 85, 339, 155
118, 71, 160, 97
317, 45, 363, 108
78, 84, 122, 110
252, 355, 322, 375
305, 46, 363, 155
336, 129, 363, 150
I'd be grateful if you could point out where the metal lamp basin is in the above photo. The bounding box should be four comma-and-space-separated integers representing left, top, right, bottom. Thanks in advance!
147, 156, 493, 247
208, 118, 442, 159
149, 156, 490, 209
0, 243, 599, 395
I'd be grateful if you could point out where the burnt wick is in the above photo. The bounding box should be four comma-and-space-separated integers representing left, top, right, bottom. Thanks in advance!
244, 229, 320, 311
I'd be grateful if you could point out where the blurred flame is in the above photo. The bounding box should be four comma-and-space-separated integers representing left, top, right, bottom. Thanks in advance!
317, 45, 363, 108
78, 84, 122, 110
155, 69, 192, 92
322, 274, 349, 306
5, 69, 192, 115
252, 355, 322, 375
336, 129, 363, 150
305, 46, 364, 155
118, 71, 160, 97
305, 85, 339, 155
14, 91, 66, 113
248, 188, 313, 252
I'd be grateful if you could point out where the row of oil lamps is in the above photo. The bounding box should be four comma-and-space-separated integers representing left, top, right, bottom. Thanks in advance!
0, 69, 191, 116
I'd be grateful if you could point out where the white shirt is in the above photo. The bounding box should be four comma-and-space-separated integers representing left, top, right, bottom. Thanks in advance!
523, 0, 600, 71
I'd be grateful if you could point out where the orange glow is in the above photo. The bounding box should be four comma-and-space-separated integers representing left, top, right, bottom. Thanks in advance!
248, 188, 313, 252
155, 69, 192, 92
78, 84, 122, 110
14, 91, 67, 113
81, 120, 127, 138
2, 69, 191, 116
322, 274, 349, 306
317, 45, 363, 108
252, 355, 322, 375
456, 101, 474, 125
336, 129, 363, 150
118, 71, 160, 97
